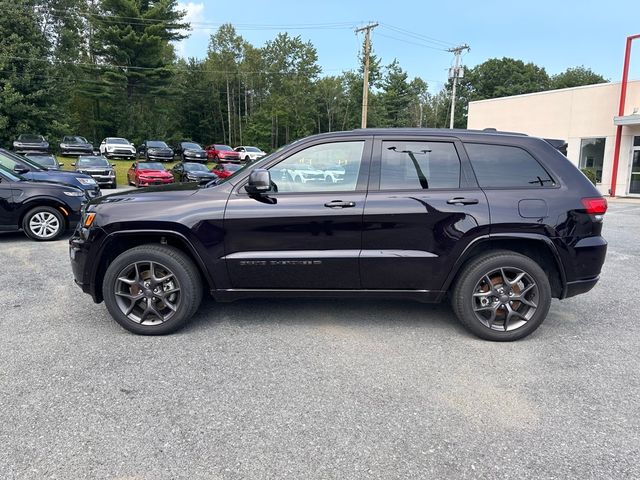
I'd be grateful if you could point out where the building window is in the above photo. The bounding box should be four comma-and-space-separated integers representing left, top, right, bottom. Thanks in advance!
579, 138, 605, 183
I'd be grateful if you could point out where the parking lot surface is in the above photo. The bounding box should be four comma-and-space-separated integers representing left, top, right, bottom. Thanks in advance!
1, 202, 639, 479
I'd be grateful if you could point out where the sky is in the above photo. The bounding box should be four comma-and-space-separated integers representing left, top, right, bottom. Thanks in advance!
175, 0, 640, 91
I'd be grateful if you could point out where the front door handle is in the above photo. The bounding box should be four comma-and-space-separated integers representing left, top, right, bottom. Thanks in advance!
324, 200, 356, 208
447, 197, 479, 205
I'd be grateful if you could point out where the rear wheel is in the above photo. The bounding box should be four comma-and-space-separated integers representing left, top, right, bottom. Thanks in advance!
22, 206, 65, 241
451, 251, 551, 341
103, 245, 203, 335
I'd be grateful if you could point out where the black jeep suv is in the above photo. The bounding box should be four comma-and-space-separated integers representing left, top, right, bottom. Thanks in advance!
69, 129, 607, 341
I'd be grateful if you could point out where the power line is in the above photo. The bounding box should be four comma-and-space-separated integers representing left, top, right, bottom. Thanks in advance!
376, 32, 448, 52
380, 23, 456, 48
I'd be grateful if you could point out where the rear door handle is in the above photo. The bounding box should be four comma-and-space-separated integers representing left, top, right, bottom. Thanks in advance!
324, 200, 356, 208
447, 197, 479, 205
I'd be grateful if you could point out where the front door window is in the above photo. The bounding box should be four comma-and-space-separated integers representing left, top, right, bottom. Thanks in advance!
268, 141, 364, 192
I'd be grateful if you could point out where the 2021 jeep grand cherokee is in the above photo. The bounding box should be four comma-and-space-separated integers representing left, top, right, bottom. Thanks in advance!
69, 129, 607, 341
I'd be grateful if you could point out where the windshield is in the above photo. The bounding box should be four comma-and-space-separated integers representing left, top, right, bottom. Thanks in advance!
184, 163, 209, 172
0, 151, 43, 171
225, 164, 242, 172
147, 141, 168, 148
107, 138, 129, 145
18, 134, 44, 142
0, 163, 23, 181
182, 142, 201, 150
245, 147, 261, 152
215, 145, 232, 151
77, 156, 109, 167
138, 162, 165, 170
26, 155, 57, 166
64, 136, 88, 143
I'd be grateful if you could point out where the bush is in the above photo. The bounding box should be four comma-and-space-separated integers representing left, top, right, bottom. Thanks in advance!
581, 168, 597, 185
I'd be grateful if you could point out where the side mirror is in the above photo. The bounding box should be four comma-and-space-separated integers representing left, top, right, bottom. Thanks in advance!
14, 166, 29, 174
245, 169, 271, 194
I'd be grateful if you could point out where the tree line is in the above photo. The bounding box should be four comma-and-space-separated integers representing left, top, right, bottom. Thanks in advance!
0, 0, 608, 152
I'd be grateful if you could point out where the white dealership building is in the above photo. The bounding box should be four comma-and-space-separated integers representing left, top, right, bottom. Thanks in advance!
467, 79, 640, 197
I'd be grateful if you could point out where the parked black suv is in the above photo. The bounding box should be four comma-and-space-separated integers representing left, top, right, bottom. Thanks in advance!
0, 164, 85, 241
70, 129, 608, 341
73, 155, 117, 189
59, 136, 94, 156
138, 140, 175, 162
13, 134, 49, 154
175, 141, 207, 162
0, 148, 101, 199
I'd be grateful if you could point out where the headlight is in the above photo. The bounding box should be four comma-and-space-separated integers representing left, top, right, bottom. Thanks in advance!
106, 146, 114, 152
77, 178, 97, 185
186, 174, 197, 180
64, 190, 85, 197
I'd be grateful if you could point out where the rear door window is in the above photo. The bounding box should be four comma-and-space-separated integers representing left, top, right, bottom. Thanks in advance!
380, 141, 461, 190
465, 143, 555, 188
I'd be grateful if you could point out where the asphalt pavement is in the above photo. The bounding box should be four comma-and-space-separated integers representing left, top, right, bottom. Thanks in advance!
0, 202, 639, 479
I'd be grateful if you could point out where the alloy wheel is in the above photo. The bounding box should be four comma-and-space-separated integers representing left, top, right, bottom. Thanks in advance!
113, 261, 181, 325
472, 267, 539, 331
29, 211, 61, 239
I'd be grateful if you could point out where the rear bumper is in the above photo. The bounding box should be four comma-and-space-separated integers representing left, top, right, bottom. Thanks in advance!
558, 235, 607, 299
563, 277, 600, 298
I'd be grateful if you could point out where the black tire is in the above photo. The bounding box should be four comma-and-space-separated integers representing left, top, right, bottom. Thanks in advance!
103, 244, 203, 335
244, 155, 250, 162
111, 181, 117, 189
451, 250, 551, 341
22, 206, 65, 241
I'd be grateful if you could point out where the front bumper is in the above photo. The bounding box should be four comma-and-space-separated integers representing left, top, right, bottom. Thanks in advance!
184, 153, 208, 162
15, 147, 49, 154
147, 153, 174, 161
105, 151, 135, 159
60, 147, 93, 156
137, 178, 174, 186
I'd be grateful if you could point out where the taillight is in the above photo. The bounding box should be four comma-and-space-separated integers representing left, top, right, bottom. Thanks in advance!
581, 197, 608, 215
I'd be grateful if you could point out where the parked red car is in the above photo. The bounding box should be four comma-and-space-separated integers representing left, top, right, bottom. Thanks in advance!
205, 144, 241, 163
211, 162, 242, 179
127, 161, 174, 187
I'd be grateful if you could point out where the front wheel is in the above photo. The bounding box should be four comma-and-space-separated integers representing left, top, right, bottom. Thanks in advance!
451, 251, 551, 341
103, 245, 203, 335
22, 206, 65, 241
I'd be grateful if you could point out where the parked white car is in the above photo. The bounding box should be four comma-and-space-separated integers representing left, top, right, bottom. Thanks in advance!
282, 164, 325, 184
234, 145, 266, 162
100, 137, 136, 159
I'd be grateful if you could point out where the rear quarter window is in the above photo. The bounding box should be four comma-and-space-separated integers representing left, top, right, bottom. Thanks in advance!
465, 143, 555, 188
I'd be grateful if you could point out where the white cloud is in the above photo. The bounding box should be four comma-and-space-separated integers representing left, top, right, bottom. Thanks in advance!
175, 2, 206, 57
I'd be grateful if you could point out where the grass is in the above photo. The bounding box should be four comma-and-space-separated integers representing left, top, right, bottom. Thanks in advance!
56, 156, 218, 187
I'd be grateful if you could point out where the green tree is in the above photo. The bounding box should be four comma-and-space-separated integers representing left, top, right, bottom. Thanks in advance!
0, 0, 62, 146
88, 0, 188, 140
550, 66, 607, 89
462, 57, 550, 100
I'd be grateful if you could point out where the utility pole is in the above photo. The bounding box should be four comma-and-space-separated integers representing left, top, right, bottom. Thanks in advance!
447, 44, 470, 129
355, 22, 378, 128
